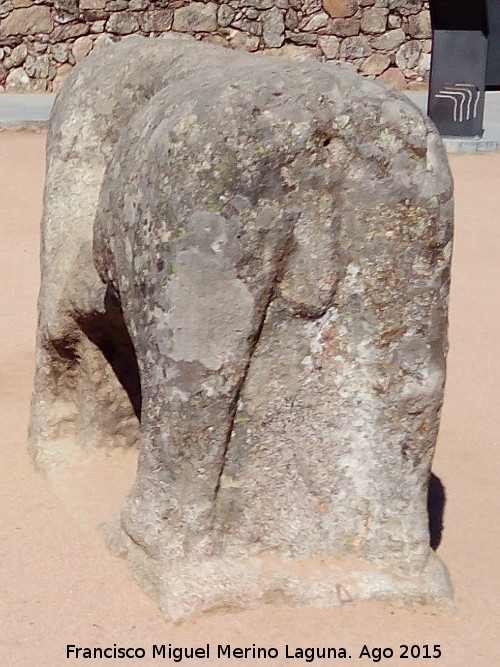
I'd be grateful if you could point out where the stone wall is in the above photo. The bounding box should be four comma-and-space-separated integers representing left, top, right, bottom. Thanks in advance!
0, 0, 431, 93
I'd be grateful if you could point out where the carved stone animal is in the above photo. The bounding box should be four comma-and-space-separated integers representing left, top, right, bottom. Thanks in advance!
29, 35, 453, 622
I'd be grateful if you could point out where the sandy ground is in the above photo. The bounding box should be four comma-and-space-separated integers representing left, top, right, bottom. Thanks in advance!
0, 130, 499, 666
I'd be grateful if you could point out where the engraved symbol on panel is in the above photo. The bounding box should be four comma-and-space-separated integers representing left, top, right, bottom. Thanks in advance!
435, 84, 481, 122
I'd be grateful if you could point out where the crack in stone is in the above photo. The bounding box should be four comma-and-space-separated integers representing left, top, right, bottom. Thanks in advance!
211, 232, 296, 517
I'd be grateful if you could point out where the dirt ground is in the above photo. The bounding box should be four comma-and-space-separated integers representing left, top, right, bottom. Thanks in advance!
0, 130, 498, 666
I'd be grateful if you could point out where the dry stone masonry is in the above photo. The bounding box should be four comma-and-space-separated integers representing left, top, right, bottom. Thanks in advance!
29, 36, 453, 622
0, 0, 431, 93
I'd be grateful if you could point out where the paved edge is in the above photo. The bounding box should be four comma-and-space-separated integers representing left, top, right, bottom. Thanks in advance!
441, 138, 500, 153
0, 121, 49, 131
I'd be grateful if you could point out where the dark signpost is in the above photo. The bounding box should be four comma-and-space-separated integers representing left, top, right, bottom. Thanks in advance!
428, 0, 500, 137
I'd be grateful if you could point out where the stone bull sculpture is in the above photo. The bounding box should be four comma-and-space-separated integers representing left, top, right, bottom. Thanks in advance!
29, 35, 453, 622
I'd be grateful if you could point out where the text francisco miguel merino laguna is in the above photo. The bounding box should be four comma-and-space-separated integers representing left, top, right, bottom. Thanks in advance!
66, 644, 354, 661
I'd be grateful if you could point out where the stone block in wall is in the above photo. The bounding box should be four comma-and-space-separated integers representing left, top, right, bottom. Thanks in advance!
0, 2, 11, 19
12, 0, 32, 7
52, 61, 72, 92
139, 9, 174, 33
25, 53, 50, 77
262, 7, 285, 47
217, 4, 235, 28
72, 34, 94, 61
417, 50, 429, 76
388, 0, 422, 16
285, 8, 299, 29
299, 11, 329, 31
3, 41, 26, 66
0, 6, 52, 35
227, 28, 260, 51
0, 35, 21, 47
54, 0, 78, 16
105, 0, 128, 10
90, 20, 106, 32
30, 77, 50, 91
172, 2, 218, 32
421, 38, 431, 53
360, 6, 387, 34
51, 22, 89, 41
106, 11, 140, 35
80, 0, 106, 9
322, 0, 357, 18
129, 0, 148, 9
232, 17, 262, 36
286, 31, 318, 45
81, 9, 110, 23
244, 0, 275, 9
407, 10, 430, 39
244, 9, 260, 21
28, 41, 49, 55
300, 0, 322, 15
51, 42, 70, 62
339, 34, 371, 58
326, 17, 359, 36
395, 39, 421, 70
388, 14, 401, 29
372, 27, 405, 51
360, 50, 389, 74
5, 65, 29, 89
376, 65, 406, 89
318, 33, 339, 58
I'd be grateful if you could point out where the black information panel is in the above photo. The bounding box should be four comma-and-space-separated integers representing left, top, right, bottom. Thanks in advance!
428, 0, 488, 137
487, 0, 500, 86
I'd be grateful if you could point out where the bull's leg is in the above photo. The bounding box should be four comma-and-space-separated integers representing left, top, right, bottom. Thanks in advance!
118, 224, 282, 564
29, 289, 141, 470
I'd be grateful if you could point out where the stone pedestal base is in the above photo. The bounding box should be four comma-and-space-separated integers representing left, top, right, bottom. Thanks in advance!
107, 525, 452, 624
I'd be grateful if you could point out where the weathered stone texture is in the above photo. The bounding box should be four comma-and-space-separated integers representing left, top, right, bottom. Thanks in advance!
30, 36, 452, 623
0, 6, 52, 34
407, 10, 431, 38
172, 2, 218, 32
318, 33, 340, 58
262, 6, 285, 46
327, 17, 360, 36
372, 27, 406, 51
5, 64, 30, 88
72, 35, 94, 61
340, 34, 371, 58
396, 39, 421, 71
3, 41, 26, 66
105, 10, 139, 33
360, 7, 387, 34
376, 64, 406, 89
322, 0, 357, 18
360, 50, 389, 74
139, 9, 174, 33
